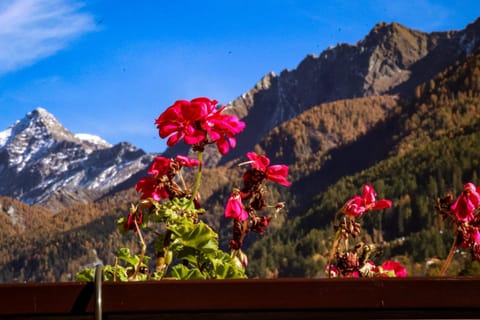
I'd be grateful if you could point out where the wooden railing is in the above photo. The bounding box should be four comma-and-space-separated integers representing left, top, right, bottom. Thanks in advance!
1, 277, 479, 319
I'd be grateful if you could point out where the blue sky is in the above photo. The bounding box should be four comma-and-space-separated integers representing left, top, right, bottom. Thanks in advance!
0, 0, 479, 153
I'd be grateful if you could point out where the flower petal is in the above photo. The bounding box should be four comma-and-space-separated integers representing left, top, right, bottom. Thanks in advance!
373, 199, 392, 210
224, 193, 248, 221
266, 165, 291, 186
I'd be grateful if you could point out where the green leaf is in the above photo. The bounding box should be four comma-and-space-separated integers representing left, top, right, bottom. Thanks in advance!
76, 268, 95, 282
117, 248, 139, 266
170, 264, 206, 280
182, 221, 219, 252
116, 248, 150, 268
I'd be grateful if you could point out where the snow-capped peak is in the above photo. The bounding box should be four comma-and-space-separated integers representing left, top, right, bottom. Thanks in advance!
75, 133, 112, 148
28, 107, 60, 124
0, 107, 154, 209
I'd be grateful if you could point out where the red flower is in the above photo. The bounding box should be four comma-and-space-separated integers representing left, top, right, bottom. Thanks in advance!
451, 182, 480, 222
135, 176, 169, 201
155, 98, 210, 146
124, 211, 143, 233
342, 184, 392, 217
380, 260, 407, 277
203, 106, 246, 155
175, 155, 200, 167
245, 152, 291, 186
147, 157, 172, 177
136, 155, 199, 201
155, 97, 245, 154
224, 191, 248, 221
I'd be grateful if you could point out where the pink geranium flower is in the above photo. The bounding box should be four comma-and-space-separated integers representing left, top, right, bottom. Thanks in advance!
224, 191, 248, 221
155, 97, 245, 154
147, 157, 172, 177
380, 260, 407, 277
342, 184, 392, 217
245, 152, 291, 186
147, 156, 199, 178
175, 155, 200, 168
203, 106, 246, 155
155, 98, 210, 146
136, 177, 169, 201
451, 182, 480, 222
136, 155, 199, 200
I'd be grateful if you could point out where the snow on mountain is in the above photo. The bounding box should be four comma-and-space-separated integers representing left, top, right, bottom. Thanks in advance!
75, 133, 112, 148
0, 108, 154, 209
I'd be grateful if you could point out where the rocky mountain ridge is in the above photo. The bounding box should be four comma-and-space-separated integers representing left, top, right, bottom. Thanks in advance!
216, 18, 480, 163
3, 18, 480, 210
0, 108, 154, 210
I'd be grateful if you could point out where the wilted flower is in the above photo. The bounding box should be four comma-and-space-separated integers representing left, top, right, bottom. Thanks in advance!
124, 208, 143, 233
342, 184, 392, 217
250, 215, 272, 235
457, 224, 480, 248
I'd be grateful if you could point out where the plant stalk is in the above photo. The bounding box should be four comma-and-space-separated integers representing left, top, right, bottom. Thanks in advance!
190, 151, 203, 208
132, 218, 147, 279
327, 229, 341, 278
440, 231, 458, 276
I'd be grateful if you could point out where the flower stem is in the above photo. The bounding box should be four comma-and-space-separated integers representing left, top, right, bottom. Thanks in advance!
327, 229, 341, 278
327, 210, 343, 278
440, 231, 458, 276
132, 219, 147, 279
190, 150, 203, 207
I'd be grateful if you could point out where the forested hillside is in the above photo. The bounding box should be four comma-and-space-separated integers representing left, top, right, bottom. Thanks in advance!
245, 48, 480, 278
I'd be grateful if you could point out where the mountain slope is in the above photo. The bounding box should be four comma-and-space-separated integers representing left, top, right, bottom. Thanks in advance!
0, 108, 154, 210
245, 45, 480, 278
217, 21, 453, 163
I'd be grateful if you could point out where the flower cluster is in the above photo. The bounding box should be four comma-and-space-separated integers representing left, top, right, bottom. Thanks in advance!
224, 152, 290, 266
326, 184, 407, 278
327, 258, 407, 278
436, 182, 480, 274
155, 97, 245, 154
77, 95, 413, 282
77, 97, 290, 282
135, 155, 200, 202
123, 155, 201, 233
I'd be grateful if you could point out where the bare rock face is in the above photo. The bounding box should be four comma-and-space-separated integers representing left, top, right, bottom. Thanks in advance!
0, 108, 154, 210
217, 19, 480, 164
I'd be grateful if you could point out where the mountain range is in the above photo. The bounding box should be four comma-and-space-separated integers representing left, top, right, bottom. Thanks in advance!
1, 17, 480, 281
0, 108, 154, 210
